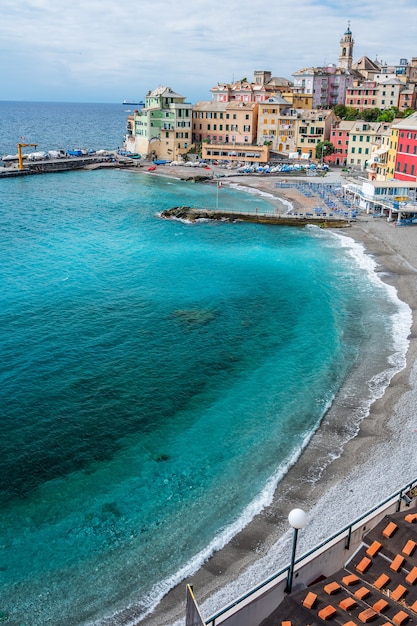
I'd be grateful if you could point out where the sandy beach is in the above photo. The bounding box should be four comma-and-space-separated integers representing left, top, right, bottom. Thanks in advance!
134, 165, 417, 626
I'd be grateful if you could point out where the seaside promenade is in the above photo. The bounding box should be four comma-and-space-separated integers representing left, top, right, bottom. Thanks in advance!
136, 164, 417, 626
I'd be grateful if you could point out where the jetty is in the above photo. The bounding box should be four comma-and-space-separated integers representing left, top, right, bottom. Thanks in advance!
0, 152, 140, 178
160, 206, 353, 228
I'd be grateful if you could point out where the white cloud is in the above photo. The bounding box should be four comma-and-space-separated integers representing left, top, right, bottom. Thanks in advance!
1, 0, 416, 102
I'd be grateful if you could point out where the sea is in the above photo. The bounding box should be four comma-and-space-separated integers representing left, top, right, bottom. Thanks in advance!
0, 101, 411, 625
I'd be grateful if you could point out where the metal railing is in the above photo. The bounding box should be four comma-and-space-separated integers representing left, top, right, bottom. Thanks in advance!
205, 477, 417, 626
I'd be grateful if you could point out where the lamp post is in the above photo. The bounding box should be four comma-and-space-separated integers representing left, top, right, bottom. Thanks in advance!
286, 508, 307, 594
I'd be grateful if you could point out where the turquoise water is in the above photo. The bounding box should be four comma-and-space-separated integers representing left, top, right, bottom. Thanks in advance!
0, 107, 407, 625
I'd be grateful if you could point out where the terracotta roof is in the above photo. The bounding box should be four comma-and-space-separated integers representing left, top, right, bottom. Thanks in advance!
261, 507, 417, 626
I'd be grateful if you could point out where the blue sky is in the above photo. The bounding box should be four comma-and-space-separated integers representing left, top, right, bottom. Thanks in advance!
1, 0, 417, 104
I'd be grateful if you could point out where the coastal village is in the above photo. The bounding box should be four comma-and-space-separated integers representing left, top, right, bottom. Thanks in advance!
4, 25, 417, 224
124, 24, 417, 186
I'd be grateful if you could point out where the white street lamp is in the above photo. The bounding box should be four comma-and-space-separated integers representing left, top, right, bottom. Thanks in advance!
286, 508, 308, 594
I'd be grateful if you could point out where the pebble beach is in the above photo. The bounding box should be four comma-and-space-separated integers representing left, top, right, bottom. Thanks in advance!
137, 165, 417, 626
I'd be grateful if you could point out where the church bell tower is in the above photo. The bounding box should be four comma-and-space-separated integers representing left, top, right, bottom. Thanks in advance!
338, 22, 354, 70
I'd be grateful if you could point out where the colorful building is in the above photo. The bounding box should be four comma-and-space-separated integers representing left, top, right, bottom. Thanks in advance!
366, 122, 392, 181
392, 112, 417, 181
124, 86, 192, 161
346, 121, 377, 170
192, 101, 228, 144
376, 78, 406, 110
345, 81, 378, 111
256, 95, 296, 154
327, 120, 356, 166
210, 71, 293, 104
399, 86, 417, 112
197, 100, 262, 164
294, 109, 337, 159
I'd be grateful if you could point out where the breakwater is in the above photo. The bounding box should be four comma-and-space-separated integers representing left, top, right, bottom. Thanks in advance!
161, 205, 352, 228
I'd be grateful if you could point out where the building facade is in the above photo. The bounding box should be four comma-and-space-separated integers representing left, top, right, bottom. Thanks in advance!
294, 109, 337, 159
366, 122, 392, 180
327, 120, 356, 166
392, 112, 417, 181
346, 121, 378, 169
256, 95, 297, 153
345, 81, 378, 110
210, 71, 293, 104
124, 86, 192, 160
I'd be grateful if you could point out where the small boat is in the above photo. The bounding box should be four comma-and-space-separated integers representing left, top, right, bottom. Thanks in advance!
148, 166, 156, 171
122, 100, 145, 108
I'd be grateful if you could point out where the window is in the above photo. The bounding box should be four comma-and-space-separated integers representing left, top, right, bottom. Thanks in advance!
352, 147, 355, 153
403, 163, 407, 173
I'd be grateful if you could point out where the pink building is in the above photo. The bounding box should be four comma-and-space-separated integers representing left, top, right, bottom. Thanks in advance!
327, 121, 356, 166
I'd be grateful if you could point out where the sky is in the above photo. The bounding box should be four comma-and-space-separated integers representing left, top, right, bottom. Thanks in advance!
1, 0, 417, 104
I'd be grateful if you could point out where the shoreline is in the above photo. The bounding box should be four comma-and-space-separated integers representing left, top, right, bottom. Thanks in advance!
131, 167, 417, 626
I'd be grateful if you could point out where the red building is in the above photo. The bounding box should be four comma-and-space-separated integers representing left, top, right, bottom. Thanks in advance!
392, 113, 417, 181
327, 120, 356, 166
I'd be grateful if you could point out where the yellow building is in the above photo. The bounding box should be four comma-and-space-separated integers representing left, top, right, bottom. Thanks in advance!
257, 96, 297, 154
294, 109, 337, 159
366, 122, 392, 181
386, 121, 401, 179
198, 101, 263, 164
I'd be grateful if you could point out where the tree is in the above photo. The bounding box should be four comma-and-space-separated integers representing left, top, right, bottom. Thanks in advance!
377, 108, 396, 123
316, 140, 335, 160
361, 108, 380, 122
344, 107, 359, 120
333, 104, 347, 118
